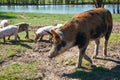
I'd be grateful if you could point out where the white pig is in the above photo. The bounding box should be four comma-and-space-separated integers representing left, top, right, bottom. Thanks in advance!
0, 20, 9, 28
0, 25, 19, 43
34, 24, 62, 42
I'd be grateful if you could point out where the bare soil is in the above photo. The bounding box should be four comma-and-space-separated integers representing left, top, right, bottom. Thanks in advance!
0, 22, 120, 80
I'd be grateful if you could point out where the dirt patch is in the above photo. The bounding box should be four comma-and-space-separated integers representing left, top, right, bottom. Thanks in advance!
14, 40, 120, 80
113, 22, 120, 33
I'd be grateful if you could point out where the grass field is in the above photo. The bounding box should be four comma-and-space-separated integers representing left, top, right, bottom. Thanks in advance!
1, 12, 120, 26
0, 12, 120, 80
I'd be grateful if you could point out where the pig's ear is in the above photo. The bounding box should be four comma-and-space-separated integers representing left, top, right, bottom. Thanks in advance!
50, 29, 61, 40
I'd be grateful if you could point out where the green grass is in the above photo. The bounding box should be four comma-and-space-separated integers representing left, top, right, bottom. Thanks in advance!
0, 12, 120, 80
61, 57, 77, 65
0, 62, 40, 80
108, 33, 120, 51
0, 12, 120, 26
0, 12, 73, 26
112, 14, 120, 22
0, 31, 34, 63
109, 33, 120, 44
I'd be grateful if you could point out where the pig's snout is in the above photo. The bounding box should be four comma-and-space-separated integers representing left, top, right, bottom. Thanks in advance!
48, 46, 60, 59
48, 52, 56, 59
48, 55, 53, 59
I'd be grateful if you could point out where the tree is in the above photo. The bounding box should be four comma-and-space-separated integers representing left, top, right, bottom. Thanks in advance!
71, 0, 75, 4
7, 0, 11, 5
93, 0, 105, 8
117, 0, 120, 13
53, 0, 57, 4
59, 0, 63, 4
81, 0, 84, 4
39, 0, 45, 4
65, 0, 70, 4
113, 0, 120, 14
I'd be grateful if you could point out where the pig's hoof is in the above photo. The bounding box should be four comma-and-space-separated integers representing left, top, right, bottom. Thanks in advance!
77, 65, 82, 68
91, 64, 96, 68
77, 66, 87, 69
92, 56, 97, 59
103, 55, 108, 58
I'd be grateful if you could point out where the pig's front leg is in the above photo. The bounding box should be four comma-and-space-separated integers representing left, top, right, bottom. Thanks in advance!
3, 36, 6, 43
78, 47, 87, 68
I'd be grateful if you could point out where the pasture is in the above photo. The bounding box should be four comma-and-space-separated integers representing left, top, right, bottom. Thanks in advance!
0, 12, 120, 80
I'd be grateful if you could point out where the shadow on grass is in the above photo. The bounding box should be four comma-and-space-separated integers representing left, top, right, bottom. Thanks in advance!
38, 39, 51, 43
63, 65, 120, 80
0, 12, 17, 19
10, 39, 33, 49
0, 39, 33, 49
62, 56, 120, 80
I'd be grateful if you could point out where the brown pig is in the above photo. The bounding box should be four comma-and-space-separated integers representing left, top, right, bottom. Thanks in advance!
48, 8, 113, 68
8, 22, 29, 40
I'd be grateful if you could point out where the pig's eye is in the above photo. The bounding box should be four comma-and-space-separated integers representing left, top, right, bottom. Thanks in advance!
61, 41, 66, 47
56, 41, 66, 51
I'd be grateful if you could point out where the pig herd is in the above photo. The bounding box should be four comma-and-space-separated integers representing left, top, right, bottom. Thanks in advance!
0, 8, 113, 68
0, 20, 62, 43
0, 21, 30, 43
